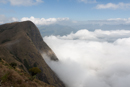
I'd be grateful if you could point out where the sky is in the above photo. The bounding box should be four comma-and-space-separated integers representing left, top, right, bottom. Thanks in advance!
1, 1, 130, 87
1, 0, 130, 25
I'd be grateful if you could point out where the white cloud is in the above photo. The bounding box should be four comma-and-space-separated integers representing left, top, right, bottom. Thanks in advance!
96, 2, 130, 9
0, 16, 70, 25
1, 15, 130, 26
107, 18, 127, 21
43, 29, 130, 87
21, 16, 69, 25
79, 18, 130, 25
0, 0, 43, 6
0, 15, 18, 24
10, 0, 43, 6
20, 17, 130, 25
45, 29, 130, 42
107, 18, 130, 24
78, 0, 96, 3
12, 17, 18, 21
0, 0, 8, 4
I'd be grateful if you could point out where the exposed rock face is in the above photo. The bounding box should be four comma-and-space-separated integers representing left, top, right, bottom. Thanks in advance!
0, 21, 65, 87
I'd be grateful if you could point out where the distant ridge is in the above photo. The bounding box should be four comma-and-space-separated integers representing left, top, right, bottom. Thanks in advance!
0, 21, 65, 87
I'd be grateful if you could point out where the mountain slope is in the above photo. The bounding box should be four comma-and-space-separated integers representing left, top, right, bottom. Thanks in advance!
0, 21, 65, 87
0, 59, 55, 87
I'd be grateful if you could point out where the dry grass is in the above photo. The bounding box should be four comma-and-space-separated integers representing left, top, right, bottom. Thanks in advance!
0, 60, 55, 87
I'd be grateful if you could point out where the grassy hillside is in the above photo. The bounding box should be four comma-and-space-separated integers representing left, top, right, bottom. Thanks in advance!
0, 58, 55, 87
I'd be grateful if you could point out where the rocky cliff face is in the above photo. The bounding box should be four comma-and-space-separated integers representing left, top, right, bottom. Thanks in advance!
0, 21, 65, 87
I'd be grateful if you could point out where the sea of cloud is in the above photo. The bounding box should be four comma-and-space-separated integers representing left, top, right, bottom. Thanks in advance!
43, 29, 130, 87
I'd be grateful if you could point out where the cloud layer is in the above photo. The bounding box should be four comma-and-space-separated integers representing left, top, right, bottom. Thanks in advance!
0, 15, 18, 24
96, 2, 130, 9
74, 18, 130, 25
21, 17, 130, 25
1, 16, 130, 26
21, 16, 69, 25
50, 29, 130, 42
0, 0, 43, 6
78, 0, 96, 3
0, 0, 7, 4
43, 29, 130, 87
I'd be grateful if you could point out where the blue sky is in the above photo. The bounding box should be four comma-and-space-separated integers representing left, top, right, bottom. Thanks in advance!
0, 0, 130, 25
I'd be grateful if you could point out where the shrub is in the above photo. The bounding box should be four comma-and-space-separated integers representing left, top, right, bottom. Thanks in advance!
29, 75, 36, 81
1, 72, 9, 82
1, 71, 13, 82
29, 67, 41, 76
10, 62, 17, 69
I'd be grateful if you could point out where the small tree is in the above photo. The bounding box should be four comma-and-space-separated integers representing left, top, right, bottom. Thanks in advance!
29, 67, 41, 76
10, 62, 17, 69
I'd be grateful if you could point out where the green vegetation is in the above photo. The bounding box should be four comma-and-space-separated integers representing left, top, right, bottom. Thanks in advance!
0, 60, 54, 87
10, 62, 17, 69
29, 67, 41, 76
29, 75, 36, 81
1, 72, 10, 82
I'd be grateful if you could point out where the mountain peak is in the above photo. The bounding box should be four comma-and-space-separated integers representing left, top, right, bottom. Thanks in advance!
0, 21, 64, 87
0, 21, 58, 60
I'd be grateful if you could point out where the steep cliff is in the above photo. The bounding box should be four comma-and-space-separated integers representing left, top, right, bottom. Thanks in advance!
0, 21, 65, 87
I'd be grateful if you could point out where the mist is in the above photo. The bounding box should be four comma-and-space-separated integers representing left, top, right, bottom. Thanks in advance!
43, 29, 130, 87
